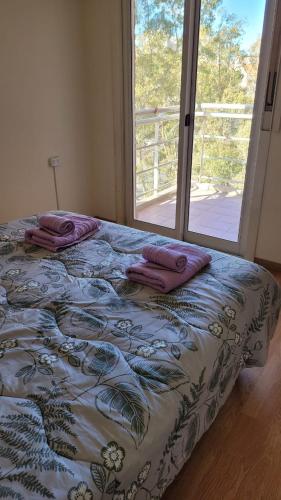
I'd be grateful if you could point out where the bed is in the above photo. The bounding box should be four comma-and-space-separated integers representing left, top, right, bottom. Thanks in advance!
0, 213, 280, 500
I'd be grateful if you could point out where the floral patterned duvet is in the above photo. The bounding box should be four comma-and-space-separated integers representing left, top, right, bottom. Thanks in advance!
0, 213, 280, 500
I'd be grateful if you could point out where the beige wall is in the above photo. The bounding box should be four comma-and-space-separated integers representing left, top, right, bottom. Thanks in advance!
82, 0, 124, 222
0, 0, 94, 223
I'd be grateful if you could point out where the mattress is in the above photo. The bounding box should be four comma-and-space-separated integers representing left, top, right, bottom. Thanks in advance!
0, 213, 280, 500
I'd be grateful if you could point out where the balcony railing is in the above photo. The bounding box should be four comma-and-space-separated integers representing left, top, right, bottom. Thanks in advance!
135, 103, 253, 205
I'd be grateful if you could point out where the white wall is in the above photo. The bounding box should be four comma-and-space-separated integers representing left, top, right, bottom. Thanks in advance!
254, 7, 281, 265
256, 128, 281, 263
0, 0, 94, 222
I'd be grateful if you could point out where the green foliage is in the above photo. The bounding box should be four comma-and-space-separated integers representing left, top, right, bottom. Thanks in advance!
90, 463, 107, 493
247, 285, 270, 335
156, 367, 205, 486
19, 382, 78, 453
128, 357, 187, 393
134, 0, 261, 195
0, 485, 23, 499
151, 294, 205, 322
0, 383, 77, 498
96, 382, 147, 446
204, 275, 245, 305
0, 243, 15, 256
82, 343, 119, 377
229, 271, 262, 289
6, 473, 53, 498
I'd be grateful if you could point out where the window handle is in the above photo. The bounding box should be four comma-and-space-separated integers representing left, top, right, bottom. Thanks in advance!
265, 71, 277, 111
185, 113, 191, 126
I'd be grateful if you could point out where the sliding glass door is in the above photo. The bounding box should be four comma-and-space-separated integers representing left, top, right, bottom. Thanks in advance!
126, 0, 276, 255
186, 0, 266, 243
132, 0, 185, 230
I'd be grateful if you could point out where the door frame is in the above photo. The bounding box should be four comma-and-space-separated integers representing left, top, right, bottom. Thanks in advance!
181, 0, 278, 257
121, 0, 278, 259
121, 0, 191, 239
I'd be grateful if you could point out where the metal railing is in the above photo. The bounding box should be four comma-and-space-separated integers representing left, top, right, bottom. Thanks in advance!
135, 103, 253, 204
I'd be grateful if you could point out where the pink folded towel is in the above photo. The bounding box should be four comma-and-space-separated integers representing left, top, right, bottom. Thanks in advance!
38, 214, 75, 236
143, 244, 187, 272
25, 214, 101, 252
126, 243, 211, 293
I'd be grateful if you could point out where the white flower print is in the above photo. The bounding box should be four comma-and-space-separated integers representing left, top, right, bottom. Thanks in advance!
243, 351, 253, 362
59, 341, 75, 353
39, 353, 58, 366
135, 345, 156, 358
0, 234, 10, 241
5, 269, 21, 277
67, 481, 93, 500
82, 271, 92, 278
152, 339, 167, 349
16, 280, 40, 293
0, 339, 17, 349
113, 493, 125, 500
159, 479, 168, 496
208, 322, 223, 338
235, 333, 240, 345
126, 482, 138, 500
116, 319, 133, 331
137, 462, 151, 485
223, 305, 236, 320
27, 280, 40, 289
101, 441, 125, 472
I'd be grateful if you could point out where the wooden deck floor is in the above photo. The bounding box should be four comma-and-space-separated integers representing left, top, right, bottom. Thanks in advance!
164, 271, 281, 500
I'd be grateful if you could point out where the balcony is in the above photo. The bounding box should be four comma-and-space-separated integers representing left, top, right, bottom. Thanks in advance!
134, 104, 252, 241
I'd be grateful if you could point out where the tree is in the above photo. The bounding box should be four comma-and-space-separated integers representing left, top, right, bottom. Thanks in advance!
134, 0, 261, 198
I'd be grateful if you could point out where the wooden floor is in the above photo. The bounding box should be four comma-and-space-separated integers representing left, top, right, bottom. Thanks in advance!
164, 272, 281, 500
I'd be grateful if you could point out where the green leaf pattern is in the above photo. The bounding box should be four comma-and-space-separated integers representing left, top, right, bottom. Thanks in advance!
0, 213, 280, 498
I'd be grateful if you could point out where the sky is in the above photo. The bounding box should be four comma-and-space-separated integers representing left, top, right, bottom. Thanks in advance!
221, 0, 266, 49
135, 0, 266, 51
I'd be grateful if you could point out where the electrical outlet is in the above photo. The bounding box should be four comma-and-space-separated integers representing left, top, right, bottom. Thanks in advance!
48, 156, 61, 168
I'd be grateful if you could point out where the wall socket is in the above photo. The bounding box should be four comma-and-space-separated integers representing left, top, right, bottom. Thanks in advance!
48, 156, 61, 168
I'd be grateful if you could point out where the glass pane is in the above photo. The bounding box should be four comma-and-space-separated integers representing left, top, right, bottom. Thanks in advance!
188, 0, 266, 241
133, 0, 185, 228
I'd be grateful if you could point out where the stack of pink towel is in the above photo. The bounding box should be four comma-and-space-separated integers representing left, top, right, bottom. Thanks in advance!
25, 213, 101, 252
126, 243, 211, 293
